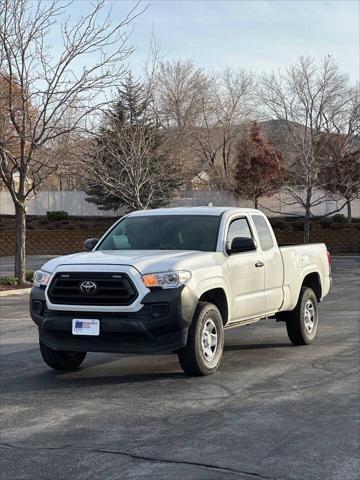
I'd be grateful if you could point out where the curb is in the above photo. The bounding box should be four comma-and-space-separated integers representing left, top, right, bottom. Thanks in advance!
0, 287, 32, 297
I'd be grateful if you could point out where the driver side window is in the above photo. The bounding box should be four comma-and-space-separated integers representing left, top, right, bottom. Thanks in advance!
227, 218, 253, 246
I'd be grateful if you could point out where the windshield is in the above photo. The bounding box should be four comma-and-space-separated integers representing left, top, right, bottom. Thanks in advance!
97, 215, 221, 252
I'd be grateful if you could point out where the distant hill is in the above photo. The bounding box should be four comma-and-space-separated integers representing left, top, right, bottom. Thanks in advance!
258, 119, 359, 149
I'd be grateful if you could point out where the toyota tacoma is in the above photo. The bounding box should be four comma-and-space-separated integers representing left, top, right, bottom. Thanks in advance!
30, 207, 332, 376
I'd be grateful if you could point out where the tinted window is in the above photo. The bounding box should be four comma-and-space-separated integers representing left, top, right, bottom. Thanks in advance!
227, 218, 253, 246
252, 215, 274, 251
97, 215, 221, 252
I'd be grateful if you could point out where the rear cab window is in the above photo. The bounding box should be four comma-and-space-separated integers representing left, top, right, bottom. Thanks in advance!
251, 215, 274, 251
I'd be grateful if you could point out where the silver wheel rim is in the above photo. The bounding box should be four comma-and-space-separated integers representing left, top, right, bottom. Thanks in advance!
201, 318, 218, 362
304, 299, 315, 334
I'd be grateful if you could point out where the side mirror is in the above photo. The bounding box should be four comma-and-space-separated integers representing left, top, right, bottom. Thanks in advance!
84, 238, 99, 251
228, 237, 256, 254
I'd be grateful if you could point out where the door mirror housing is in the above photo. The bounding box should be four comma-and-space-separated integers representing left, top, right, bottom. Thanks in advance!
84, 238, 99, 251
228, 237, 257, 254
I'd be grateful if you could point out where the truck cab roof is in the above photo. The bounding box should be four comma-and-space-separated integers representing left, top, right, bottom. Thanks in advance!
127, 207, 263, 217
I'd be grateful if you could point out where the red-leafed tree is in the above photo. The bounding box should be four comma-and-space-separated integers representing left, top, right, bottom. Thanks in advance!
233, 122, 285, 208
319, 134, 360, 224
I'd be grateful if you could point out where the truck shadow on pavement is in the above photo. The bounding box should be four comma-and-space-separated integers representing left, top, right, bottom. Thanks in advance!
224, 342, 291, 351
1, 340, 295, 394
2, 367, 187, 394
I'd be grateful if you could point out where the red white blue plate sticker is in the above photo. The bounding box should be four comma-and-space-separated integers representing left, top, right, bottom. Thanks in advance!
72, 319, 100, 336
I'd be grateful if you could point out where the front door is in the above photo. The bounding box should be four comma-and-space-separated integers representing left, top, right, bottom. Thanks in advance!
226, 217, 266, 322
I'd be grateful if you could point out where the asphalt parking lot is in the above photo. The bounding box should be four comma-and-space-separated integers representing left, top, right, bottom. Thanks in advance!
0, 257, 359, 480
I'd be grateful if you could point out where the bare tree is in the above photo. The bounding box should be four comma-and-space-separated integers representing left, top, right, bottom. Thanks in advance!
156, 59, 210, 183
42, 131, 91, 191
319, 135, 360, 224
319, 84, 360, 223
156, 62, 254, 188
193, 67, 254, 188
259, 56, 355, 242
157, 59, 210, 133
0, 0, 143, 282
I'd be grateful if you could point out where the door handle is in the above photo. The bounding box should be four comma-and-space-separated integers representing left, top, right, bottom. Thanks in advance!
255, 261, 264, 268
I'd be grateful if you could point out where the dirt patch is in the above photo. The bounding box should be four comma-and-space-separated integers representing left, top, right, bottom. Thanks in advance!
0, 283, 32, 292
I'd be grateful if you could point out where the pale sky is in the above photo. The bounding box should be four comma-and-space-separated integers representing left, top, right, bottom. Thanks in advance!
63, 0, 360, 81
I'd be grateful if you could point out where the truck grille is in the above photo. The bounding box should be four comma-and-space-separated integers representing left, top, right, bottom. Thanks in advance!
47, 272, 138, 306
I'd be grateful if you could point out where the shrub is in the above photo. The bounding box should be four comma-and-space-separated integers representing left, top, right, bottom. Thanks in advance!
0, 276, 19, 286
26, 271, 34, 282
332, 213, 347, 224
47, 210, 69, 221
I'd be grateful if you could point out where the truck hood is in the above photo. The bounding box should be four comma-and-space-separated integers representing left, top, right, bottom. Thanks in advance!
41, 249, 219, 274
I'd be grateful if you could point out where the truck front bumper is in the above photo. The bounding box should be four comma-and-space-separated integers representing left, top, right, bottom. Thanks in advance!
30, 286, 198, 354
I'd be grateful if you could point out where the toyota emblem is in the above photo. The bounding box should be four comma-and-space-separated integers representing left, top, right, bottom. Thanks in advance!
79, 280, 97, 295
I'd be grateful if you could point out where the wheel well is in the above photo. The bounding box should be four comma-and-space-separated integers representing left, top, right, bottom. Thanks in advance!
302, 272, 322, 301
199, 288, 228, 325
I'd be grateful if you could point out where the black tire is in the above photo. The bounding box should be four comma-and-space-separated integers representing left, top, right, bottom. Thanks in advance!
39, 341, 87, 370
285, 287, 318, 345
178, 302, 224, 376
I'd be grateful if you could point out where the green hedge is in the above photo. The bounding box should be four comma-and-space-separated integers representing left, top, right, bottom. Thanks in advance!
46, 211, 69, 221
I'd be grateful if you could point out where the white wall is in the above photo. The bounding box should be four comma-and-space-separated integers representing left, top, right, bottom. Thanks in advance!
174, 190, 359, 217
0, 191, 124, 216
0, 190, 358, 218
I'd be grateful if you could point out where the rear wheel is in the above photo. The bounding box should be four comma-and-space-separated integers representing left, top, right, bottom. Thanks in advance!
39, 341, 87, 370
285, 287, 318, 345
178, 302, 224, 376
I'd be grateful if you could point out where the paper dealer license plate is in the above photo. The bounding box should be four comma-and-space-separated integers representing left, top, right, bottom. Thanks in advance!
72, 319, 100, 336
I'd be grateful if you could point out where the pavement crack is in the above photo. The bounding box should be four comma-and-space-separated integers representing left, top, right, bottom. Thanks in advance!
0, 442, 283, 480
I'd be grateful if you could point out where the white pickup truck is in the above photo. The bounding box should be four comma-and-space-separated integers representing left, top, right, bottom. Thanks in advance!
30, 207, 332, 376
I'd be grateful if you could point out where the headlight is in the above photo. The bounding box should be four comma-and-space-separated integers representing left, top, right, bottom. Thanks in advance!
33, 270, 51, 287
141, 271, 191, 289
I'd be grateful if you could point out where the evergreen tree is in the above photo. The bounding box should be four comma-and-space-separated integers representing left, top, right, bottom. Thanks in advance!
85, 74, 179, 211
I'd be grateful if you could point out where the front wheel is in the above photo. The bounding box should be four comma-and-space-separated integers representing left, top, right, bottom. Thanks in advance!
39, 340, 87, 370
178, 302, 224, 376
285, 287, 319, 345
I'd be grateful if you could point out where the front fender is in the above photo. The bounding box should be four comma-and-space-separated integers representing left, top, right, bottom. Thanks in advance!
192, 274, 231, 322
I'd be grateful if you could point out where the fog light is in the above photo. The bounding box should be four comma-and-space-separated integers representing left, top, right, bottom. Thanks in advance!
149, 303, 169, 318
32, 300, 44, 315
